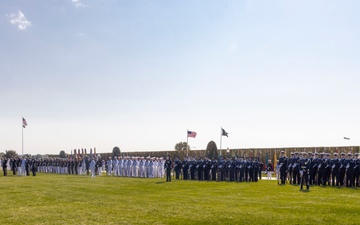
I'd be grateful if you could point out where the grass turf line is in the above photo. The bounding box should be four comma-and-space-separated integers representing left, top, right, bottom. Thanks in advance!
0, 174, 359, 225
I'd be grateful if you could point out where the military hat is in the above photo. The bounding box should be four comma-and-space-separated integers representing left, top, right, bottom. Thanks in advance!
333, 153, 338, 156
320, 152, 325, 155
290, 152, 294, 155
341, 152, 346, 155
281, 151, 285, 153
314, 152, 319, 155
355, 153, 359, 156
308, 152, 313, 155
347, 153, 353, 156
295, 152, 299, 155
326, 153, 330, 156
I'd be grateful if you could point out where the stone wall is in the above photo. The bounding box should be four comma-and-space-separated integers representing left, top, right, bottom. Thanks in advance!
121, 146, 360, 162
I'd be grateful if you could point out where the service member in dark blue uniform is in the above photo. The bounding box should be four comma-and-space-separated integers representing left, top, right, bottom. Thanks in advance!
211, 158, 218, 181
182, 157, 189, 180
2, 158, 8, 176
299, 152, 311, 190
345, 153, 355, 187
279, 151, 287, 185
331, 153, 341, 187
174, 157, 182, 180
354, 153, 360, 187
339, 152, 347, 186
164, 155, 172, 182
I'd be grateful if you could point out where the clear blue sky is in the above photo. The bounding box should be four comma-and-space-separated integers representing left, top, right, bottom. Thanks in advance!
1, 0, 359, 155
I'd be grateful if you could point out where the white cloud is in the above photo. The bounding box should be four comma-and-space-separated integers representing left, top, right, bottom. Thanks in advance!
8, 11, 31, 30
72, 0, 86, 8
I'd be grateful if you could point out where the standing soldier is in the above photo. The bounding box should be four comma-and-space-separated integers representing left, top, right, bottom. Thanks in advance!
253, 159, 259, 182
229, 157, 236, 182
354, 153, 360, 187
279, 151, 287, 185
325, 153, 332, 186
174, 157, 181, 180
317, 153, 326, 186
218, 156, 225, 181
182, 157, 189, 180
239, 157, 245, 182
90, 158, 96, 178
211, 157, 218, 181
204, 157, 211, 181
31, 158, 38, 176
310, 153, 319, 185
85, 156, 90, 175
190, 157, 196, 180
299, 152, 311, 190
164, 155, 172, 182
339, 152, 347, 186
2, 158, 8, 176
266, 160, 274, 180
331, 153, 341, 186
287, 153, 294, 184
258, 160, 263, 180
107, 157, 112, 176
292, 152, 300, 185
345, 153, 355, 187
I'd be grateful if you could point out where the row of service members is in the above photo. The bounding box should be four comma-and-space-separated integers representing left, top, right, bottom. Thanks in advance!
164, 156, 264, 182
103, 157, 165, 178
1, 158, 38, 176
1, 157, 166, 179
278, 152, 360, 188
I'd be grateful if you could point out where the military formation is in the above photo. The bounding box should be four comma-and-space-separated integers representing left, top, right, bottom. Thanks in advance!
278, 151, 360, 190
165, 155, 264, 182
1, 157, 38, 176
1, 156, 165, 179
2, 151, 359, 191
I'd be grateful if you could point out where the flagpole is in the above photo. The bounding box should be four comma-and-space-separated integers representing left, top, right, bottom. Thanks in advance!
220, 127, 222, 157
22, 117, 24, 155
186, 130, 189, 157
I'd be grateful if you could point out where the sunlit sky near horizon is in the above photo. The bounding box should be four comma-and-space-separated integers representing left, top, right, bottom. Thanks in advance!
1, 0, 359, 155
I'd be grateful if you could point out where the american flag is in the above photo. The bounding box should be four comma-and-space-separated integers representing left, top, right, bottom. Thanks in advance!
187, 130, 197, 138
22, 117, 27, 128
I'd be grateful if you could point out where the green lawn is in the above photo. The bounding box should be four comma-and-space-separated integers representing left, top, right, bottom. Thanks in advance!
0, 174, 359, 225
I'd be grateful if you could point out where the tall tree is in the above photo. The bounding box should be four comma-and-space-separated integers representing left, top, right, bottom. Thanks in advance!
59, 150, 67, 158
205, 141, 219, 159
174, 142, 190, 151
112, 146, 121, 158
4, 150, 18, 158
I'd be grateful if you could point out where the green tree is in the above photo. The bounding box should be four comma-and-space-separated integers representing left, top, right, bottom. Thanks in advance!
4, 150, 18, 158
112, 146, 121, 158
59, 150, 67, 158
174, 142, 190, 151
205, 141, 219, 159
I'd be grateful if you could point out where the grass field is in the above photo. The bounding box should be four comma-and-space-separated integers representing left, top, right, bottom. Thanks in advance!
0, 174, 359, 225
